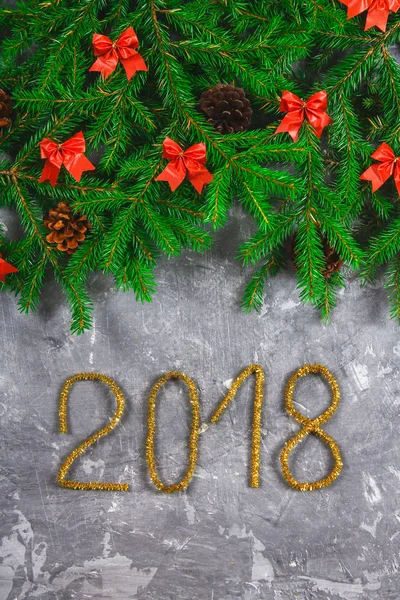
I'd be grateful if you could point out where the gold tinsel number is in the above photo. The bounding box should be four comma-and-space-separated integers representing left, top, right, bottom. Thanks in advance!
57, 372, 129, 492
210, 364, 265, 488
146, 371, 201, 493
280, 363, 343, 491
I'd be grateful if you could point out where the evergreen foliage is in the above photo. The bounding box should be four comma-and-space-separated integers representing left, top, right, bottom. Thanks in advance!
0, 0, 399, 332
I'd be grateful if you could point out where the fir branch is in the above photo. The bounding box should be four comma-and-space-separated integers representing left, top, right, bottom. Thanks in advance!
1, 0, 399, 328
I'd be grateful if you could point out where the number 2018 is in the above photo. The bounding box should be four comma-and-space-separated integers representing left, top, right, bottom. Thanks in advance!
57, 363, 343, 494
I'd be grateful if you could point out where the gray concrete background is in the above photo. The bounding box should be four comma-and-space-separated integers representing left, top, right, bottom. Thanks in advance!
0, 206, 399, 600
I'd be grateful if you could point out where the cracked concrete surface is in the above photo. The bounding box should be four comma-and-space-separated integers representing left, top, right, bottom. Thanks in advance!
0, 207, 399, 599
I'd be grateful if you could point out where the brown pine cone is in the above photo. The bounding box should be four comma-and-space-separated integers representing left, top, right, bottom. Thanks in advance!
199, 84, 252, 134
321, 238, 343, 278
292, 231, 343, 279
44, 202, 90, 255
0, 89, 12, 129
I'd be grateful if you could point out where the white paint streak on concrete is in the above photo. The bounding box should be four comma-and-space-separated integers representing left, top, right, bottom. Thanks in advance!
0, 510, 33, 568
108, 495, 123, 513
0, 511, 31, 598
81, 457, 105, 478
183, 493, 196, 525
387, 465, 400, 481
102, 532, 112, 558
89, 317, 96, 365
225, 524, 274, 584
0, 508, 154, 598
349, 361, 370, 391
198, 422, 209, 434
360, 512, 383, 538
393, 342, 400, 356
364, 344, 376, 357
32, 542, 48, 580
281, 298, 300, 311
0, 565, 13, 599
251, 536, 274, 584
51, 553, 157, 597
106, 466, 134, 513
362, 570, 382, 591
0, 510, 50, 598
377, 362, 393, 378
299, 575, 364, 599
362, 473, 382, 505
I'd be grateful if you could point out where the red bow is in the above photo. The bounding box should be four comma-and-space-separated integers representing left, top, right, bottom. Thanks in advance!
275, 90, 333, 142
39, 132, 95, 188
89, 27, 148, 80
339, 0, 400, 31
156, 137, 213, 194
0, 256, 18, 283
360, 143, 400, 195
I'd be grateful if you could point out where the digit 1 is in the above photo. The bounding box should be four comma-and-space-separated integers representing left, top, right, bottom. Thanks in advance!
210, 364, 265, 488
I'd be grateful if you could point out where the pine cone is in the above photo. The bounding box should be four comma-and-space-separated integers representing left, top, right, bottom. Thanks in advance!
321, 238, 343, 278
0, 89, 12, 129
292, 231, 343, 279
44, 202, 90, 255
199, 84, 252, 134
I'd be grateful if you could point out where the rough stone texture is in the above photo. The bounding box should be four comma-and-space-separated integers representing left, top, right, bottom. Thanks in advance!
0, 206, 399, 600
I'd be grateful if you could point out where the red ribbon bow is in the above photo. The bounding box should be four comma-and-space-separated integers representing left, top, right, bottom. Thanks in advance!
360, 143, 400, 195
156, 137, 213, 194
89, 27, 148, 80
0, 256, 18, 283
275, 90, 333, 142
339, 0, 400, 31
39, 132, 95, 188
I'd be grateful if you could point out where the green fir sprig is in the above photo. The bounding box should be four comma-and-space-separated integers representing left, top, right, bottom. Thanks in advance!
0, 0, 399, 332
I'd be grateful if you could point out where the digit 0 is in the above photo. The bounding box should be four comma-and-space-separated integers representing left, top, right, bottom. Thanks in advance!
146, 371, 201, 493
